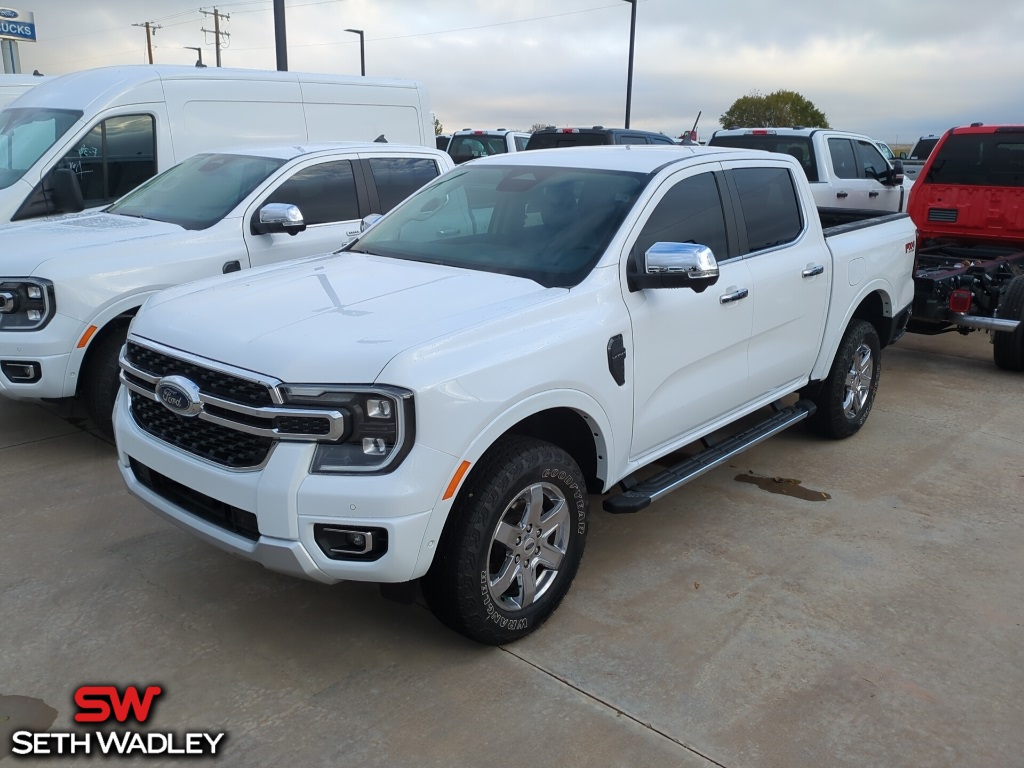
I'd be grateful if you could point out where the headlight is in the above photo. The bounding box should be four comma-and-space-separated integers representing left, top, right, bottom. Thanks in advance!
0, 278, 55, 331
279, 384, 415, 474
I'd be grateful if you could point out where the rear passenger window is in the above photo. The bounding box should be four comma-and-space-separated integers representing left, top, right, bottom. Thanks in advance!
368, 157, 440, 212
265, 160, 359, 225
729, 167, 803, 254
828, 138, 858, 180
633, 172, 729, 262
514, 135, 529, 151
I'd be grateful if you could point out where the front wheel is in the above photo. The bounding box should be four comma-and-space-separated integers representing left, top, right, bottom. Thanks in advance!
806, 319, 880, 439
81, 324, 129, 439
422, 435, 589, 645
992, 275, 1024, 371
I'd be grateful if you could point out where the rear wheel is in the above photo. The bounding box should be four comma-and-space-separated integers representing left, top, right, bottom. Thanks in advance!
422, 435, 588, 645
80, 324, 129, 439
807, 320, 880, 439
993, 275, 1024, 371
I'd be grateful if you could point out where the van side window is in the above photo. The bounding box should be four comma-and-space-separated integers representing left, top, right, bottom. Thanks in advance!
633, 172, 729, 262
728, 167, 803, 254
827, 138, 858, 180
367, 157, 440, 212
265, 160, 359, 225
59, 114, 156, 206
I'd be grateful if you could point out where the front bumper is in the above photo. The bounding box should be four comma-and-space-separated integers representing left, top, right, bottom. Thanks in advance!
0, 313, 87, 399
114, 388, 461, 584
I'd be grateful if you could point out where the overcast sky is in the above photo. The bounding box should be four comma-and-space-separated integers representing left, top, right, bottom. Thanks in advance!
8, 0, 1023, 146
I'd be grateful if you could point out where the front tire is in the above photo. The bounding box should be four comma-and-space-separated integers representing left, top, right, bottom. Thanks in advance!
422, 435, 589, 645
807, 319, 880, 439
80, 324, 129, 439
993, 275, 1024, 371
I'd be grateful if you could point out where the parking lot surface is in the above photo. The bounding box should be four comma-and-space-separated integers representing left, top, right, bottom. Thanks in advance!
1, 331, 1021, 767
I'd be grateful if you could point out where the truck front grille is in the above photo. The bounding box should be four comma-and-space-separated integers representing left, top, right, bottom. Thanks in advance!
125, 342, 273, 407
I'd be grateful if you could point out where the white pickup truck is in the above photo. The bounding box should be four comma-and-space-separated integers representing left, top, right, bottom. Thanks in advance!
114, 145, 916, 645
0, 142, 452, 435
708, 127, 911, 212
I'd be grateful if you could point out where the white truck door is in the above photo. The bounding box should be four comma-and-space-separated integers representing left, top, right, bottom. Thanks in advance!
723, 162, 830, 398
622, 168, 754, 459
854, 138, 906, 212
243, 157, 363, 268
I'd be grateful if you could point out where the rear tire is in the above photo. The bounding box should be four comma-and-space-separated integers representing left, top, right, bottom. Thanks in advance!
421, 435, 588, 645
81, 324, 129, 439
807, 320, 880, 439
993, 275, 1024, 371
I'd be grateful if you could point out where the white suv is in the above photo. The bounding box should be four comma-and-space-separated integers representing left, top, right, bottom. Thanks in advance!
447, 129, 531, 164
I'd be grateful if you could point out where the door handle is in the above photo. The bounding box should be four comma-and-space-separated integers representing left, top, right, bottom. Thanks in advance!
719, 288, 749, 304
836, 191, 848, 199
869, 191, 880, 198
802, 264, 825, 278
223, 260, 241, 274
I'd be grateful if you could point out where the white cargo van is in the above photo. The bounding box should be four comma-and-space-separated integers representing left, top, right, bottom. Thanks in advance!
0, 65, 433, 224
0, 74, 51, 111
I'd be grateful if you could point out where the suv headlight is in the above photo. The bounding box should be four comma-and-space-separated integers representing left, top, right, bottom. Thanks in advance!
0, 278, 56, 331
279, 385, 415, 474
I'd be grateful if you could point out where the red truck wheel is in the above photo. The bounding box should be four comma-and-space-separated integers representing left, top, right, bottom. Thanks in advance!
993, 275, 1024, 371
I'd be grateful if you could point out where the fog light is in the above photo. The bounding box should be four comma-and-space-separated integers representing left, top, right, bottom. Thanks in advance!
26, 285, 42, 300
366, 398, 392, 418
314, 524, 388, 561
949, 289, 972, 314
1, 360, 41, 383
363, 437, 387, 456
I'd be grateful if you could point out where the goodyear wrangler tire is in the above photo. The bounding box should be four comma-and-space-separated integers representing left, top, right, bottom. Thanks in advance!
422, 435, 588, 645
992, 275, 1024, 371
807, 319, 881, 439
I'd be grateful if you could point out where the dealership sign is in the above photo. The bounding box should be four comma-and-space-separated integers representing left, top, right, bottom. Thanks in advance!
0, 7, 36, 43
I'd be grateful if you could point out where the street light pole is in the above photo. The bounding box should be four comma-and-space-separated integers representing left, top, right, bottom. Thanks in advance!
623, 0, 636, 129
344, 29, 365, 76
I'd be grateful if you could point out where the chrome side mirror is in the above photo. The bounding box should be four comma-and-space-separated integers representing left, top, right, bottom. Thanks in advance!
252, 203, 306, 236
631, 241, 720, 292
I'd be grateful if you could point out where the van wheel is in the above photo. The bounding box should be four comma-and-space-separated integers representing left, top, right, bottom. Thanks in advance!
421, 435, 588, 645
993, 276, 1024, 371
81, 324, 128, 439
807, 320, 880, 439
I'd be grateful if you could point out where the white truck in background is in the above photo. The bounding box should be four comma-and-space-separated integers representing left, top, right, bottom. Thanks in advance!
708, 127, 911, 212
0, 65, 434, 225
114, 145, 916, 645
0, 142, 452, 436
0, 73, 50, 111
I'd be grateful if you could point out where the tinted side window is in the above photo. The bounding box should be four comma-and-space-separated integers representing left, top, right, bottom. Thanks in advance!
729, 167, 803, 254
650, 134, 676, 145
59, 114, 156, 206
514, 135, 529, 151
368, 157, 440, 212
828, 138, 858, 180
618, 134, 650, 145
854, 140, 888, 181
633, 172, 729, 262
265, 160, 359, 225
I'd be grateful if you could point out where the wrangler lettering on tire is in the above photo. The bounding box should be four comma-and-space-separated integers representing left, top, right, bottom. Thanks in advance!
422, 435, 588, 645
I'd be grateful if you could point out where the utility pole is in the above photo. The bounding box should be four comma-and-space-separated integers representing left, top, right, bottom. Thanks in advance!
200, 8, 230, 67
132, 21, 162, 65
273, 0, 287, 71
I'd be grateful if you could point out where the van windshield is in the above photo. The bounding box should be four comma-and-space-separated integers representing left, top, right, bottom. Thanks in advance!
108, 152, 286, 230
0, 107, 82, 191
348, 164, 647, 288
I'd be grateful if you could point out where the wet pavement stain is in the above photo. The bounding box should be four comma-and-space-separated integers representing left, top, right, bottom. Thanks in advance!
0, 695, 59, 759
735, 472, 831, 501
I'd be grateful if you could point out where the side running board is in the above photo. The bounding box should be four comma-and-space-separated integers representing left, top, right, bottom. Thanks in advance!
603, 399, 817, 514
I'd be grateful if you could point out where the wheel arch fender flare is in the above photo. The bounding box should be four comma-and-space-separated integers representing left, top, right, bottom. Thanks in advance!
410, 389, 615, 580
810, 280, 895, 382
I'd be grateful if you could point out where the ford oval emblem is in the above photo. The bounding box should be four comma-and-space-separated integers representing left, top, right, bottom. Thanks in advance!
0, 9, 17, 17
155, 375, 202, 417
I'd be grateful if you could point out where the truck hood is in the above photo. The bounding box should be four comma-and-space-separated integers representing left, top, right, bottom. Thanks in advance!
133, 253, 563, 384
0, 212, 183, 275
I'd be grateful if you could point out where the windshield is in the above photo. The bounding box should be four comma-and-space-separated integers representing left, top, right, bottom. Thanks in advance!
0, 107, 82, 191
108, 152, 286, 230
876, 142, 895, 161
910, 137, 939, 161
350, 164, 648, 288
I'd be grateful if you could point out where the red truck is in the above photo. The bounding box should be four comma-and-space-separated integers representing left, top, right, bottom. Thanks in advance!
906, 123, 1024, 370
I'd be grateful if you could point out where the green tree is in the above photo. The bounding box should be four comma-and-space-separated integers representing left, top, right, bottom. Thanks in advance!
433, 115, 444, 136
719, 90, 829, 130
529, 122, 552, 132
